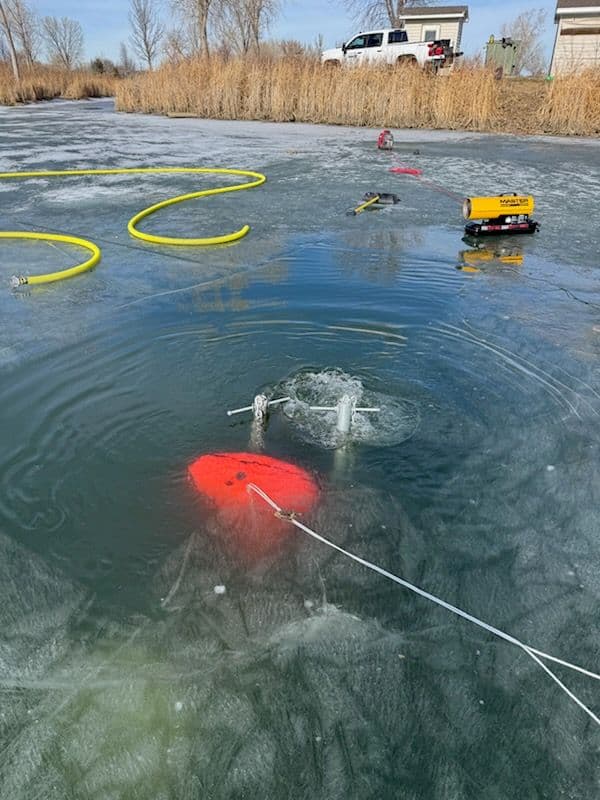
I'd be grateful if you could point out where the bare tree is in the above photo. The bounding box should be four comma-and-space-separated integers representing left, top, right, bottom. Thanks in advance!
129, 0, 164, 69
41, 16, 83, 68
247, 0, 279, 52
500, 9, 547, 76
344, 0, 433, 28
0, 0, 20, 79
195, 0, 212, 54
213, 0, 251, 54
6, 0, 39, 66
119, 41, 137, 74
0, 33, 9, 61
213, 0, 280, 54
163, 27, 190, 62
171, 0, 213, 56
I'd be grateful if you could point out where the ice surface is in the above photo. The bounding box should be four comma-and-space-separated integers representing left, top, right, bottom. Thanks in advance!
1, 100, 598, 372
1, 100, 600, 799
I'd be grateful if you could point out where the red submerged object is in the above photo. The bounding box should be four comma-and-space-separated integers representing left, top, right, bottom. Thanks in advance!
188, 452, 319, 553
390, 166, 422, 176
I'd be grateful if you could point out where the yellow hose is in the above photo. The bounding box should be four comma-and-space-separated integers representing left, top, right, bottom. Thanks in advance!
2, 231, 100, 287
0, 166, 266, 285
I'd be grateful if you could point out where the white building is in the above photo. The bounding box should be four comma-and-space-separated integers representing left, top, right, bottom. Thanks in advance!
398, 5, 469, 52
550, 0, 600, 74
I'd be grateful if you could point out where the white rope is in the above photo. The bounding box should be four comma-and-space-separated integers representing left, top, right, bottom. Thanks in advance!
525, 648, 600, 681
247, 483, 600, 727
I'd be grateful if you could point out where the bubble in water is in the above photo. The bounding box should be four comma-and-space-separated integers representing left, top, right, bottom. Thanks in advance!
278, 368, 420, 449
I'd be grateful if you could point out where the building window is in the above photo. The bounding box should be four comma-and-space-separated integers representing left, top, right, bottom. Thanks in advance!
423, 27, 439, 42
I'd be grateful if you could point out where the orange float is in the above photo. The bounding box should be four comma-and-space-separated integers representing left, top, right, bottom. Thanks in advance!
188, 452, 319, 555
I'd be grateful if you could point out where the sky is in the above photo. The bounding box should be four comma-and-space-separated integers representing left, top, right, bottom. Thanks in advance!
30, 0, 558, 65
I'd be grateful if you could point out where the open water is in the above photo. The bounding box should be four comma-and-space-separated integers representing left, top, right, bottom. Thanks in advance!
1, 99, 599, 799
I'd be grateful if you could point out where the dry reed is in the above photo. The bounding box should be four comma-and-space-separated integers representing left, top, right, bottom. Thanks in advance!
116, 56, 600, 137
537, 69, 600, 136
115, 57, 500, 130
0, 65, 118, 105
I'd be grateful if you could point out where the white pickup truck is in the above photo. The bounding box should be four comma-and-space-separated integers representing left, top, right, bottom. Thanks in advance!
321, 28, 460, 69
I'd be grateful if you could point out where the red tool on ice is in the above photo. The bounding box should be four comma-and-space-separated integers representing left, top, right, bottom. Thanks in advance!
377, 130, 394, 150
390, 166, 422, 176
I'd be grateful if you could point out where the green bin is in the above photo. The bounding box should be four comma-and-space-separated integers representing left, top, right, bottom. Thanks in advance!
485, 35, 519, 77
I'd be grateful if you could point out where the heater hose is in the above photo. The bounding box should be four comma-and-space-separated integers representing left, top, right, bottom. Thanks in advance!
0, 166, 267, 285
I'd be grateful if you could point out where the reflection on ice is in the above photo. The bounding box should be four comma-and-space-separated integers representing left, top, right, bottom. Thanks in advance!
457, 243, 524, 272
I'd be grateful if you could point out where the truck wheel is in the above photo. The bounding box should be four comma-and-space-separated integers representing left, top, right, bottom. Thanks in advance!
323, 60, 340, 68
397, 55, 418, 67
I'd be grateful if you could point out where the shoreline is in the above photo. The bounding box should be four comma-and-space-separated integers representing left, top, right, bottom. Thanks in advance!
4, 96, 600, 145
2, 61, 599, 139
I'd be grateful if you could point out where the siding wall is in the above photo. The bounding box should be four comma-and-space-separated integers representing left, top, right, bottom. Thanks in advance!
403, 19, 464, 48
551, 14, 600, 73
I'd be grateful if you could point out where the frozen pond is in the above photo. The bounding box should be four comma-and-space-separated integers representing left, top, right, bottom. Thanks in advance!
1, 99, 600, 799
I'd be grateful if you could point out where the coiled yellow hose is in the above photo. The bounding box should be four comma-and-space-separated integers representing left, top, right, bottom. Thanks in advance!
0, 166, 266, 285
2, 231, 101, 287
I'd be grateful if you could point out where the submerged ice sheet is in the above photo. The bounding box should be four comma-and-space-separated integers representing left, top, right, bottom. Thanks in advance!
0, 492, 424, 800
2, 483, 597, 799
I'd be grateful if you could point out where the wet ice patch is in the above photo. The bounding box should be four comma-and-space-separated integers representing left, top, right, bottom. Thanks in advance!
41, 179, 156, 205
0, 532, 85, 687
279, 368, 420, 449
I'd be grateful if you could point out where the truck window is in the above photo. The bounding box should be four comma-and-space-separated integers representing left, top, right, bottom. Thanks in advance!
366, 33, 383, 47
346, 35, 367, 50
388, 30, 408, 44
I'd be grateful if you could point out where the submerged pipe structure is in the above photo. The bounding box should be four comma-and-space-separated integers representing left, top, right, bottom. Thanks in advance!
0, 166, 267, 285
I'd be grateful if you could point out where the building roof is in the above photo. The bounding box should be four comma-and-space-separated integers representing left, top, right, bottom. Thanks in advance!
555, 0, 600, 21
557, 0, 599, 7
398, 5, 469, 20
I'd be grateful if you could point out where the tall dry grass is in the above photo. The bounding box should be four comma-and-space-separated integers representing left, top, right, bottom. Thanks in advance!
538, 69, 600, 136
0, 64, 118, 105
116, 57, 500, 131
115, 56, 600, 137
